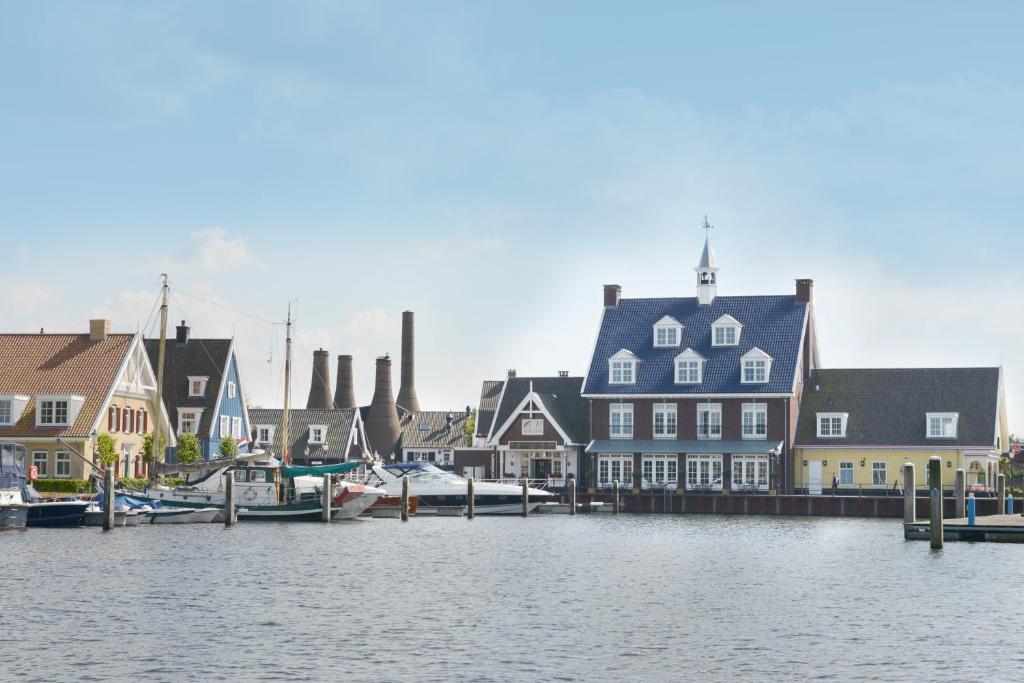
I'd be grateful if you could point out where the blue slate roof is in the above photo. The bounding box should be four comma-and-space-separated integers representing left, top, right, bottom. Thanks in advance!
584, 295, 808, 396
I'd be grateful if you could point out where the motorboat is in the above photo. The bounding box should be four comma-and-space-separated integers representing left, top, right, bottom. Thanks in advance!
366, 462, 552, 514
143, 507, 220, 524
22, 485, 91, 527
0, 443, 30, 530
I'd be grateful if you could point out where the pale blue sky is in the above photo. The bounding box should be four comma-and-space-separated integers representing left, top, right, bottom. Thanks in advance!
1, 2, 1021, 430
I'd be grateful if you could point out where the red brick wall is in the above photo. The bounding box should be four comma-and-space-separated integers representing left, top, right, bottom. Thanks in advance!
498, 413, 565, 446
590, 397, 788, 442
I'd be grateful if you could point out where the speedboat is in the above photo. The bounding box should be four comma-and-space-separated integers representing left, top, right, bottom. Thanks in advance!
22, 484, 91, 527
1, 443, 31, 530
366, 462, 552, 514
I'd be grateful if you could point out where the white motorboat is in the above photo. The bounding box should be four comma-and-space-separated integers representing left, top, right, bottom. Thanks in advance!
84, 506, 128, 527
143, 507, 220, 524
366, 462, 552, 514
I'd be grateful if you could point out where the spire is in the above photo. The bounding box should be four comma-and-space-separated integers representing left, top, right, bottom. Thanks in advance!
694, 214, 719, 305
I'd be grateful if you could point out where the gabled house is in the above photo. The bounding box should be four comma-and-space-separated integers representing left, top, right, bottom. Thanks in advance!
794, 368, 1009, 494
144, 321, 251, 461
248, 408, 369, 466
397, 409, 473, 468
477, 372, 588, 486
0, 319, 174, 480
582, 231, 819, 493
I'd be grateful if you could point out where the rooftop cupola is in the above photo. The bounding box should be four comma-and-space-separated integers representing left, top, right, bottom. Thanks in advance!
695, 215, 719, 305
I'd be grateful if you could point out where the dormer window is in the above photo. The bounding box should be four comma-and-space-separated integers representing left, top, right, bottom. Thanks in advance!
608, 349, 638, 385
927, 413, 958, 439
188, 376, 209, 397
652, 316, 683, 348
35, 394, 85, 427
0, 395, 29, 426
255, 425, 275, 445
740, 348, 773, 384
711, 315, 742, 346
674, 348, 704, 384
817, 412, 848, 438
309, 425, 327, 444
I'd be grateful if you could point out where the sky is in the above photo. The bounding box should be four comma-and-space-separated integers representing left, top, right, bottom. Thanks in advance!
1, 2, 1022, 432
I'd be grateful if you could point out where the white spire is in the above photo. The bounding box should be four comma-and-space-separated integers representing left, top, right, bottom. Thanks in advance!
694, 215, 719, 305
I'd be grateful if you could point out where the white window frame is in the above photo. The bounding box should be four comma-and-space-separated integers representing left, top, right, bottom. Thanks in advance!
521, 418, 544, 436
711, 315, 742, 347
597, 454, 634, 488
739, 348, 773, 385
256, 425, 275, 445
641, 454, 678, 489
696, 403, 722, 440
232, 417, 242, 440
308, 425, 327, 445
652, 318, 683, 348
816, 412, 848, 438
609, 403, 634, 439
741, 403, 768, 440
653, 403, 677, 439
839, 461, 854, 486
177, 408, 203, 436
37, 398, 70, 426
220, 415, 230, 438
0, 395, 28, 425
730, 454, 769, 491
674, 348, 704, 385
32, 450, 48, 477
0, 399, 10, 425
872, 461, 887, 486
608, 350, 638, 385
227, 381, 237, 399
187, 376, 209, 398
686, 454, 723, 491
927, 412, 958, 439
55, 451, 71, 478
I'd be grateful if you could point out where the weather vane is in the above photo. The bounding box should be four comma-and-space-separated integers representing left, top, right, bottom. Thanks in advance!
701, 214, 713, 239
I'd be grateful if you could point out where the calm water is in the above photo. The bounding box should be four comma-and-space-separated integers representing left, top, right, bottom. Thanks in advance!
2, 515, 1020, 682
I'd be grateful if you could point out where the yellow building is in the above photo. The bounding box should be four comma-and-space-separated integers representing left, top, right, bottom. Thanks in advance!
0, 320, 175, 481
793, 368, 1008, 493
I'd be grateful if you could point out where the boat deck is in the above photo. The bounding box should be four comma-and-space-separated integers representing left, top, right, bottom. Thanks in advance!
904, 514, 1024, 543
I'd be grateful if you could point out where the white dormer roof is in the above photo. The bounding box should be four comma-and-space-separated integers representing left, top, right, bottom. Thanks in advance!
712, 314, 743, 328
654, 315, 682, 328
675, 348, 705, 362
741, 347, 772, 360
610, 349, 639, 361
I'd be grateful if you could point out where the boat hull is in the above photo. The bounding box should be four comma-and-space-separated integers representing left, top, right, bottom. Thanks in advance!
26, 501, 90, 528
144, 507, 220, 524
84, 510, 128, 527
0, 504, 28, 529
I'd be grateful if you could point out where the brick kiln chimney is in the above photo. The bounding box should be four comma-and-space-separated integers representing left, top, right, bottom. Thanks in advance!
366, 354, 401, 458
306, 348, 333, 410
396, 311, 421, 413
333, 354, 357, 410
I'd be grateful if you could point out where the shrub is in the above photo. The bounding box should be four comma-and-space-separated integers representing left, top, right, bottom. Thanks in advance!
119, 477, 150, 490
95, 433, 118, 467
143, 432, 166, 464
33, 479, 94, 493
177, 433, 201, 464
218, 436, 239, 458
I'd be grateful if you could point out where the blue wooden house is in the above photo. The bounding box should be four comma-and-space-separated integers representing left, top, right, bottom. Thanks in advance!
145, 321, 252, 461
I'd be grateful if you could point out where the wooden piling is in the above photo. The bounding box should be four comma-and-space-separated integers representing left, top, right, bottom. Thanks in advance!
903, 462, 915, 524
322, 473, 332, 522
998, 474, 1006, 515
928, 456, 943, 549
401, 475, 410, 522
102, 468, 115, 532
613, 479, 620, 514
224, 474, 236, 527
521, 479, 529, 517
569, 480, 576, 516
954, 468, 965, 519
467, 477, 475, 519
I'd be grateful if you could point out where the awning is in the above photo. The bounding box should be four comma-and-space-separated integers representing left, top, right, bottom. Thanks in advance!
280, 462, 362, 478
585, 440, 783, 455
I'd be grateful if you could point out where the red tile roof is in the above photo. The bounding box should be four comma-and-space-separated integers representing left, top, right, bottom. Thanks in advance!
0, 333, 135, 438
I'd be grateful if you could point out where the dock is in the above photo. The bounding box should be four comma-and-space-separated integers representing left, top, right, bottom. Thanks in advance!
905, 514, 1024, 543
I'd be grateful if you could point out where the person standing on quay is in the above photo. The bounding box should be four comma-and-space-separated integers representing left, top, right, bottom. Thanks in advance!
831, 473, 838, 496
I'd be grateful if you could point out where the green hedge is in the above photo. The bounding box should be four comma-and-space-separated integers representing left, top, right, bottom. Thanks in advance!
119, 477, 149, 490
33, 479, 94, 493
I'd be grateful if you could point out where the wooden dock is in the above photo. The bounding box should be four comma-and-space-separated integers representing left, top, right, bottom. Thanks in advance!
905, 514, 1024, 543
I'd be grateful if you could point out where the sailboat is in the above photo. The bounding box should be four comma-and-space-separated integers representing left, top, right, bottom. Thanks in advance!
127, 298, 383, 520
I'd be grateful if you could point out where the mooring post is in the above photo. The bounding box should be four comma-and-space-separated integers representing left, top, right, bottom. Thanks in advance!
613, 479, 620, 514
102, 467, 115, 532
322, 473, 332, 522
968, 492, 976, 526
903, 462, 916, 523
467, 477, 475, 519
954, 468, 965, 519
401, 475, 410, 522
998, 474, 1006, 515
521, 478, 529, 517
569, 480, 577, 516
928, 456, 943, 549
225, 474, 235, 527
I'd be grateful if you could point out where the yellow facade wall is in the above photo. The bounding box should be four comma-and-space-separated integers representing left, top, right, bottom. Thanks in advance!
794, 448, 998, 491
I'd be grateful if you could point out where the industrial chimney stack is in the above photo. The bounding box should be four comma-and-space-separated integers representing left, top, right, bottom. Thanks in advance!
333, 354, 357, 410
365, 355, 401, 458
306, 348, 333, 410
396, 311, 421, 413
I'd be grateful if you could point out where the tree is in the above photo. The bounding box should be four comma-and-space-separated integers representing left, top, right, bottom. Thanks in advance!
463, 409, 476, 447
142, 432, 166, 464
177, 433, 201, 464
96, 433, 118, 468
218, 436, 239, 458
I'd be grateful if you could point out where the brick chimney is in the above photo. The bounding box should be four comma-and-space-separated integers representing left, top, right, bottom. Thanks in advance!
396, 311, 421, 413
175, 320, 190, 345
333, 354, 356, 410
365, 355, 401, 458
796, 279, 814, 303
306, 349, 332, 410
603, 284, 621, 308
89, 319, 110, 341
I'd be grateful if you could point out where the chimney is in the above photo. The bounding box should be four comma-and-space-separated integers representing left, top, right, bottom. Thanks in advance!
446, 413, 454, 432
507, 368, 517, 379
465, 405, 471, 416
306, 348, 333, 410
89, 319, 110, 341
175, 320, 190, 345
796, 279, 814, 303
558, 370, 569, 377
365, 355, 401, 458
333, 355, 357, 410
603, 284, 621, 308
396, 311, 421, 413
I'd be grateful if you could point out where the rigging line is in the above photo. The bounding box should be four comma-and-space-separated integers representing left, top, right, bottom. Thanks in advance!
174, 288, 284, 326
292, 337, 335, 403
140, 288, 163, 338
169, 292, 227, 381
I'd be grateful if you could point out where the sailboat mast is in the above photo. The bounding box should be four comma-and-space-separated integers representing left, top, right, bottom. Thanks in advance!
150, 274, 169, 482
280, 304, 293, 465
